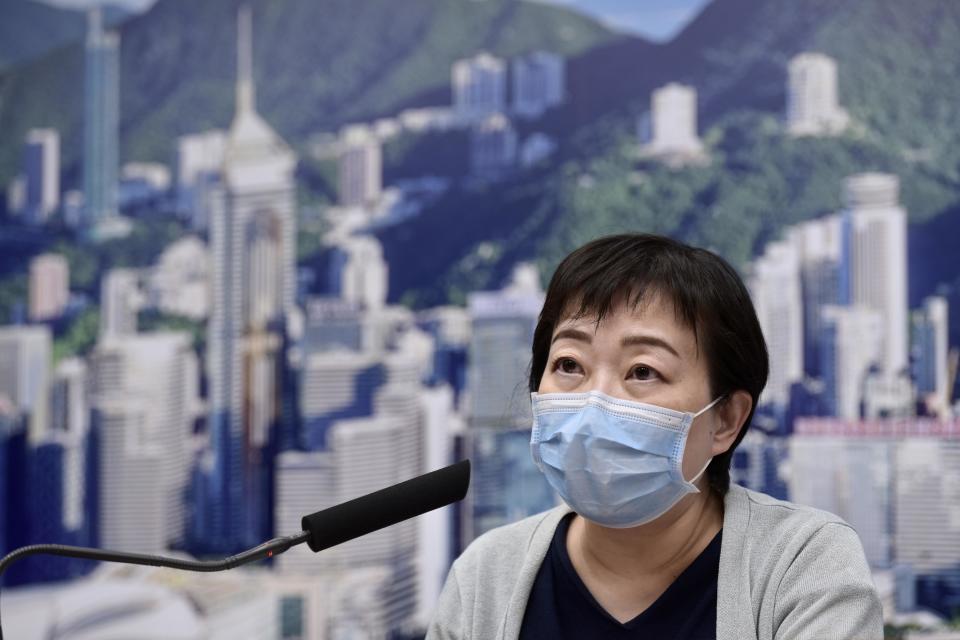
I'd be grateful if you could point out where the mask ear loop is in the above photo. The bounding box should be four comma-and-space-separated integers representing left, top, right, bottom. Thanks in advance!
685, 394, 727, 489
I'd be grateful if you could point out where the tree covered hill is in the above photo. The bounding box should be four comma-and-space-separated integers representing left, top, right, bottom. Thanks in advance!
0, 0, 616, 186
370, 0, 960, 349
0, 0, 128, 71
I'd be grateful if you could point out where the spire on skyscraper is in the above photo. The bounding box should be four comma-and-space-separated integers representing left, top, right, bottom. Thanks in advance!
224, 4, 295, 188
236, 5, 254, 115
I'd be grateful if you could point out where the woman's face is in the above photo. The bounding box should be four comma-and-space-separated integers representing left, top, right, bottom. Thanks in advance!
538, 292, 719, 484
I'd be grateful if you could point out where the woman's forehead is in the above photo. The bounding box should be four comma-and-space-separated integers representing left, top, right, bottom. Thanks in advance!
553, 291, 701, 356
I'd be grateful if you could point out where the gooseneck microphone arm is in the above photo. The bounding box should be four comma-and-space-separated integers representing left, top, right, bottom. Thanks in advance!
0, 459, 470, 640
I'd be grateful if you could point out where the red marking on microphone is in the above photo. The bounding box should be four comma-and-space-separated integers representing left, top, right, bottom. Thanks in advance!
267, 550, 273, 558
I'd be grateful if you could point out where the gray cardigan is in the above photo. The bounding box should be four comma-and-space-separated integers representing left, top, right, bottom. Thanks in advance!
427, 484, 883, 639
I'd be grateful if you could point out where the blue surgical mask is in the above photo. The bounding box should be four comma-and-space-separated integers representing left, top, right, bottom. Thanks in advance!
530, 390, 723, 528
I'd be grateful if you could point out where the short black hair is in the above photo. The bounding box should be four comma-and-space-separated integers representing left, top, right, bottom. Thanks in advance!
529, 233, 769, 496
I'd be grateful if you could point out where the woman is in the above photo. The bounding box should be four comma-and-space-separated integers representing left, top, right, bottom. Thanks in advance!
427, 234, 882, 639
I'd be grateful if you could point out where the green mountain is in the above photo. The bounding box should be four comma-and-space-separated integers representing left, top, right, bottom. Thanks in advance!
0, 0, 129, 71
0, 0, 615, 187
368, 0, 960, 350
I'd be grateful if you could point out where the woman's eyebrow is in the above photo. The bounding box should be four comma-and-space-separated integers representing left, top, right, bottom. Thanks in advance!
620, 334, 680, 358
551, 329, 680, 359
551, 328, 592, 344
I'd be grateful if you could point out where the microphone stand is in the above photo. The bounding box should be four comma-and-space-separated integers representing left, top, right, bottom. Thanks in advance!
0, 531, 310, 640
0, 458, 470, 639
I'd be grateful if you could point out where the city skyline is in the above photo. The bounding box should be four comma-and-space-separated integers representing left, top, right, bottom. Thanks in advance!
2, 1, 960, 638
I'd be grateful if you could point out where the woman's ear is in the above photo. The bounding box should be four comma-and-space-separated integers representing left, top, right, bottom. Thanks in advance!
711, 390, 753, 456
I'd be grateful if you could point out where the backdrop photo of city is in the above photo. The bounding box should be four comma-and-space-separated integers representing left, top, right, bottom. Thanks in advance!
1, 0, 959, 638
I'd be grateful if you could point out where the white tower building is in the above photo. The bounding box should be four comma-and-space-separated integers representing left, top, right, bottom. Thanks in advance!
470, 113, 517, 176
511, 51, 565, 118
29, 253, 69, 321
333, 235, 389, 313
90, 332, 198, 552
786, 52, 850, 136
750, 241, 803, 408
338, 125, 382, 208
100, 268, 143, 338
452, 52, 507, 120
820, 305, 884, 419
0, 325, 51, 442
843, 173, 908, 375
640, 83, 706, 166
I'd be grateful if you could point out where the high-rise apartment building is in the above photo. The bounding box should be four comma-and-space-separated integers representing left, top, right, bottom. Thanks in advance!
639, 83, 706, 166
452, 52, 507, 119
0, 325, 51, 442
750, 241, 804, 408
820, 305, 884, 419
911, 296, 951, 417
22, 129, 60, 225
470, 113, 517, 176
83, 7, 120, 224
511, 51, 565, 118
90, 332, 198, 552
338, 125, 382, 208
29, 253, 69, 322
786, 52, 850, 136
842, 173, 908, 375
786, 214, 844, 378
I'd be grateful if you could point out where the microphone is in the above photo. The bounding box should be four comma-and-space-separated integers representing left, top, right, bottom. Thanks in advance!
302, 458, 471, 552
0, 459, 471, 640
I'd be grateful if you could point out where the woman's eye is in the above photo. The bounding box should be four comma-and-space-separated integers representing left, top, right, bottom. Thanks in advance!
629, 365, 659, 381
553, 357, 582, 375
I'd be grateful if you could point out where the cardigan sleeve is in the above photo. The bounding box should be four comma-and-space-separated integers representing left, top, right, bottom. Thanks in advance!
772, 522, 884, 640
426, 562, 467, 640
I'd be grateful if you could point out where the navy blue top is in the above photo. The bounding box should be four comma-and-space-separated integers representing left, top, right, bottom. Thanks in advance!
519, 512, 721, 639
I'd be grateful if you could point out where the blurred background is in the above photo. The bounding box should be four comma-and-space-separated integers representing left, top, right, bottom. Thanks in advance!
1, 0, 959, 637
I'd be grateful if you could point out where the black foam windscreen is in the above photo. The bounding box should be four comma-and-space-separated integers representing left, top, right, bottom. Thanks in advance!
300, 460, 471, 553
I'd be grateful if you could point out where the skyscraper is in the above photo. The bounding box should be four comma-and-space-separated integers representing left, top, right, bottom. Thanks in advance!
790, 418, 897, 569
511, 51, 565, 119
328, 234, 388, 312
820, 305, 884, 419
90, 332, 198, 552
842, 173, 909, 375
912, 296, 950, 417
205, 6, 297, 552
749, 240, 803, 409
0, 325, 51, 442
452, 52, 507, 120
147, 236, 210, 320
338, 125, 382, 208
22, 129, 60, 225
470, 113, 517, 176
639, 83, 706, 166
175, 129, 226, 230
465, 264, 554, 541
28, 253, 69, 322
99, 268, 143, 338
786, 52, 850, 136
83, 7, 120, 225
893, 423, 960, 616
278, 347, 426, 633
786, 214, 843, 378
467, 264, 542, 428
